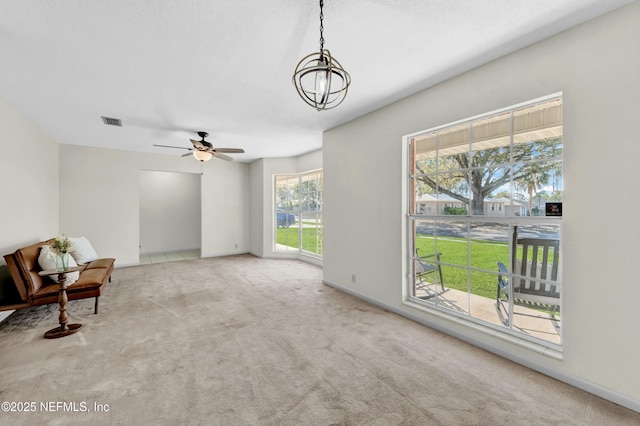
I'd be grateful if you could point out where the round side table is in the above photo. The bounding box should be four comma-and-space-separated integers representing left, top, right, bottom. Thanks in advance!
38, 266, 84, 339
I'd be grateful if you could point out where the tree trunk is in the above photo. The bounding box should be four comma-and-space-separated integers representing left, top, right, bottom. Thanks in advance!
471, 188, 485, 215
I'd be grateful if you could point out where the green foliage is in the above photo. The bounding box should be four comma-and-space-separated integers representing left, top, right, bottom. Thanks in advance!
443, 206, 468, 215
276, 172, 323, 212
415, 137, 563, 215
51, 235, 72, 255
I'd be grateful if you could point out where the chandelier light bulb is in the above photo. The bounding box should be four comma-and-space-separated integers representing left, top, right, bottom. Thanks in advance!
315, 61, 329, 103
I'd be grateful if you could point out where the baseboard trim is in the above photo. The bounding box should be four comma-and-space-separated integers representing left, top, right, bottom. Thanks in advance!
0, 310, 14, 323
115, 262, 140, 268
323, 279, 640, 414
258, 252, 323, 267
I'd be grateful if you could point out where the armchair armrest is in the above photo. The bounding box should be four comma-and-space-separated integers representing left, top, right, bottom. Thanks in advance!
497, 262, 509, 289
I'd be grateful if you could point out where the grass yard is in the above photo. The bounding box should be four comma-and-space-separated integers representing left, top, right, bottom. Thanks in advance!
278, 229, 555, 302
416, 234, 511, 299
416, 234, 559, 300
276, 227, 323, 255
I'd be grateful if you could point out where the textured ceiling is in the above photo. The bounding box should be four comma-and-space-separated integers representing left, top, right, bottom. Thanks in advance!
0, 0, 633, 162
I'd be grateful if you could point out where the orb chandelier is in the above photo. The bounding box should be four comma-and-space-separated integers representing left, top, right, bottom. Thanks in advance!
292, 0, 350, 111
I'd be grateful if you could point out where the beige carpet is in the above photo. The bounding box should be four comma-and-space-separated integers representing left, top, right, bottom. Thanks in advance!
0, 254, 638, 425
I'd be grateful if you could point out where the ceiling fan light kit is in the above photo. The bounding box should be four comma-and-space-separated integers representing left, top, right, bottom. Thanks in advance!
293, 0, 350, 111
193, 150, 213, 162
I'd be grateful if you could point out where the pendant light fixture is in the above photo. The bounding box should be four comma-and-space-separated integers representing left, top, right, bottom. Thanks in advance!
292, 0, 350, 111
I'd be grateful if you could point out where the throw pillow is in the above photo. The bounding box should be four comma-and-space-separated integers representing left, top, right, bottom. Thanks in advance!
69, 236, 99, 264
37, 245, 79, 285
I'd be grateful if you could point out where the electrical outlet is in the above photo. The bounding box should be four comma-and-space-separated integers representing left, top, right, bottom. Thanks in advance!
351, 274, 356, 283
234, 243, 238, 249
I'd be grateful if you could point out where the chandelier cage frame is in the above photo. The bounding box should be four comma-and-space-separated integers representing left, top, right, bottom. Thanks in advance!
292, 0, 351, 111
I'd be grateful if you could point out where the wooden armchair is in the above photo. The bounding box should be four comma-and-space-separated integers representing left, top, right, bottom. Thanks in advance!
496, 227, 560, 331
415, 249, 446, 299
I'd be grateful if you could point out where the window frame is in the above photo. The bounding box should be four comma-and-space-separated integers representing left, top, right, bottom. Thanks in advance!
404, 93, 563, 351
273, 169, 323, 258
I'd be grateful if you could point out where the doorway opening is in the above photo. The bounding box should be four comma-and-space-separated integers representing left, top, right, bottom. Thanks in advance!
139, 170, 201, 264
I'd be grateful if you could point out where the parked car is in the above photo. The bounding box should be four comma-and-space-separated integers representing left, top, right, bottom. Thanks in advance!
276, 210, 296, 228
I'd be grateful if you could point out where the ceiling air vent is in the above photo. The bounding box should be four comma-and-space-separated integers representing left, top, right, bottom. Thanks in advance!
101, 116, 122, 127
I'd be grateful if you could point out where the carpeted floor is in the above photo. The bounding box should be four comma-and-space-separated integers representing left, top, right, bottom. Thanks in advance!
0, 254, 638, 425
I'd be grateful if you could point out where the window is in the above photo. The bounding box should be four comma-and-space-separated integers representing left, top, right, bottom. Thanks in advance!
407, 95, 563, 348
274, 170, 323, 257
274, 175, 300, 252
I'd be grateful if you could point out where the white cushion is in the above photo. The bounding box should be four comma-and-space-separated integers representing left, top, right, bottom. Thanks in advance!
69, 236, 98, 264
37, 245, 79, 285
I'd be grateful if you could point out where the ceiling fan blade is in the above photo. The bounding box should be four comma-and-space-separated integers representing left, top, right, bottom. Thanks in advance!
190, 139, 207, 150
213, 148, 245, 153
154, 144, 192, 150
212, 152, 233, 161
181, 152, 192, 157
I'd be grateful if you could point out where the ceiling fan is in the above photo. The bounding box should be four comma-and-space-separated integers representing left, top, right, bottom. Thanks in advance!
154, 131, 245, 162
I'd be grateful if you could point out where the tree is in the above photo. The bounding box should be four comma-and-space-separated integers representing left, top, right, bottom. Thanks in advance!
514, 163, 550, 216
276, 173, 323, 212
299, 176, 322, 211
276, 179, 298, 210
415, 138, 562, 215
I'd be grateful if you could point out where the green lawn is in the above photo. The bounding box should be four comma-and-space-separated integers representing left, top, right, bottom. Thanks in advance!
276, 227, 322, 255
416, 235, 511, 299
416, 234, 559, 300
278, 229, 509, 297
278, 229, 553, 301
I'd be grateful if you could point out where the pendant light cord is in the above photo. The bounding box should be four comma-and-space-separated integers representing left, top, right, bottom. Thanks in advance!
319, 0, 325, 52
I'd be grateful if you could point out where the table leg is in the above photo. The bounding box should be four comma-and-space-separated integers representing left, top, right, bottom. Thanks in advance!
44, 272, 82, 339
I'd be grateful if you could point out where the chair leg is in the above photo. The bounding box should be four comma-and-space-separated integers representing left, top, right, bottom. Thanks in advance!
495, 299, 509, 327
94, 297, 99, 314
496, 280, 509, 327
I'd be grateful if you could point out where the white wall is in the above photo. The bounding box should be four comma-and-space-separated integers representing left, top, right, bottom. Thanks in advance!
323, 1, 640, 411
0, 97, 59, 254
200, 157, 250, 258
249, 150, 322, 259
0, 97, 60, 317
59, 144, 250, 266
249, 159, 265, 257
296, 149, 322, 172
139, 170, 201, 254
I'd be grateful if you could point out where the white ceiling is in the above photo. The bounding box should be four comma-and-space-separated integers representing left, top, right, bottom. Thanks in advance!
0, 0, 633, 163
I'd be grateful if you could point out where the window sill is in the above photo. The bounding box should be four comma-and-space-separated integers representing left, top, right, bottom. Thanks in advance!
403, 298, 563, 360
